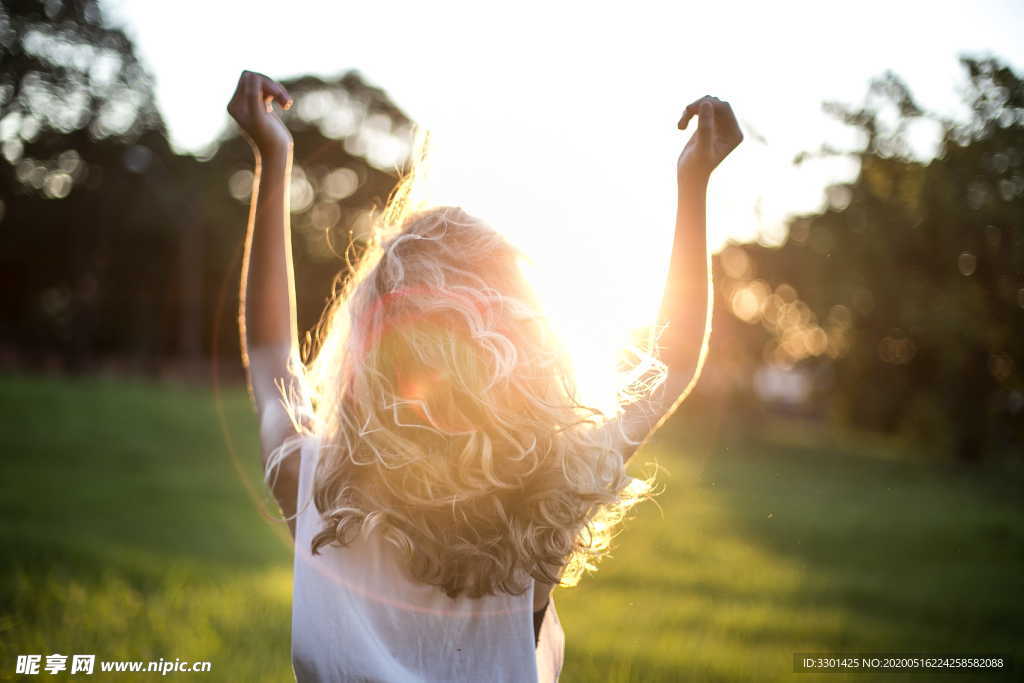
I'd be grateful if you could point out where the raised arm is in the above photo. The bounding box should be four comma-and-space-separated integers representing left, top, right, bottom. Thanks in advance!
614, 96, 743, 461
227, 70, 302, 537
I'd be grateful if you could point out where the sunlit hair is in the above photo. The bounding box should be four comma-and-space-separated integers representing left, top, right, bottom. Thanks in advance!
267, 130, 664, 598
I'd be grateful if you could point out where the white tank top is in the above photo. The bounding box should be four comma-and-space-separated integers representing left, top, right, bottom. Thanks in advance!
290, 435, 565, 682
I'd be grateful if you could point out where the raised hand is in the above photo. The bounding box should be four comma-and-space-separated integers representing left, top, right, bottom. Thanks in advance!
676, 95, 743, 184
227, 70, 294, 158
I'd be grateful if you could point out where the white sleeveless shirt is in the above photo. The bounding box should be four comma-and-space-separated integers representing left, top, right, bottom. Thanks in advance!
290, 435, 566, 682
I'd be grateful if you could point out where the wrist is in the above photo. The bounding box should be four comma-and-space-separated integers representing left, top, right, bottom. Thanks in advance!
252, 141, 293, 166
677, 168, 709, 195
260, 143, 293, 164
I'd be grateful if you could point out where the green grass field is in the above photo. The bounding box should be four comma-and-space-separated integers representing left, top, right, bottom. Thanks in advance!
1, 375, 1022, 681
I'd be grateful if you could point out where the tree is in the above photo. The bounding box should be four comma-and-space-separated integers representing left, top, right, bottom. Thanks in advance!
1, 2, 414, 377
711, 57, 1024, 461
0, 0, 173, 370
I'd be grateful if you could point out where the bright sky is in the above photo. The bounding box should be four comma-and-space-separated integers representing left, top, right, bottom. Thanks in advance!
105, 0, 1024, 409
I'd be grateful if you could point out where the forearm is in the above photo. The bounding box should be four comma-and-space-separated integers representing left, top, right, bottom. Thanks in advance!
605, 176, 714, 459
609, 95, 738, 460
656, 174, 712, 389
239, 146, 299, 409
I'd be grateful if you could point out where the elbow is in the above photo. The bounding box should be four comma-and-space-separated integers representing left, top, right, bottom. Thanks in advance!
660, 364, 700, 403
659, 341, 712, 400
660, 350, 701, 386
658, 321, 712, 388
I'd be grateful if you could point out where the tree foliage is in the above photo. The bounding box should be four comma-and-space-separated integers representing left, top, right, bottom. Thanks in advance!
0, 1, 412, 373
1, 0, 172, 369
3, 5, 1019, 459
711, 57, 1024, 460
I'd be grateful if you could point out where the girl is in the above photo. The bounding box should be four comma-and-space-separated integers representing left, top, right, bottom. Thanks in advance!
227, 70, 741, 682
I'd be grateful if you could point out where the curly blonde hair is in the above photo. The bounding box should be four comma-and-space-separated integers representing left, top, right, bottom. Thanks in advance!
271, 144, 663, 599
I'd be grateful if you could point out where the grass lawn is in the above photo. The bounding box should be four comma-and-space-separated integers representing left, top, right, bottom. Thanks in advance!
1, 375, 1021, 681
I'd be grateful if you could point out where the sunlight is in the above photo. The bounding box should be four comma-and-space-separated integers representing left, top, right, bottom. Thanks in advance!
397, 96, 856, 417
412, 125, 671, 417
516, 255, 635, 417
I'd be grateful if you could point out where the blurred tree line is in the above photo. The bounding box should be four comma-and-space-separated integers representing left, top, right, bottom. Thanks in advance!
1, 1, 1020, 460
0, 0, 412, 375
702, 57, 1024, 461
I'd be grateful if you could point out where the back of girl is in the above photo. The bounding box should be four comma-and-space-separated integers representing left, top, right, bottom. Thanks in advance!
288, 204, 634, 682
227, 70, 741, 682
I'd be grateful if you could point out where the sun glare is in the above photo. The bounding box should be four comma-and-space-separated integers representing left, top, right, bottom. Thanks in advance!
412, 127, 674, 417
513, 255, 633, 417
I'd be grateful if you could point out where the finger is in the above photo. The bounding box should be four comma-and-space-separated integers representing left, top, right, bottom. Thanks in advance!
241, 70, 256, 95
696, 99, 712, 137
678, 96, 706, 129
230, 72, 256, 120
679, 95, 715, 129
697, 99, 715, 144
266, 81, 293, 110
678, 103, 697, 130
713, 99, 741, 138
258, 75, 293, 111
247, 73, 265, 113
241, 72, 262, 114
274, 82, 294, 110
722, 108, 744, 146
